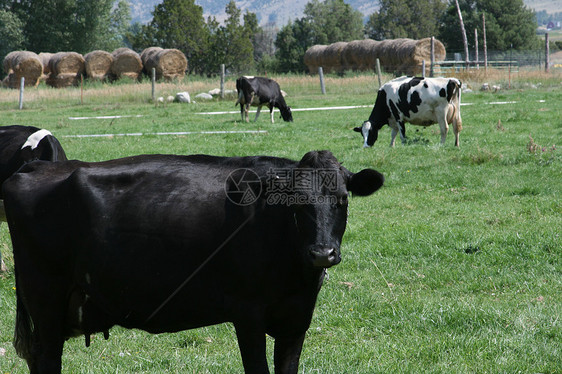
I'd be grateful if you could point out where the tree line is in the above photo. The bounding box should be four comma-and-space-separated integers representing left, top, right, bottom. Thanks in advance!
0, 0, 543, 77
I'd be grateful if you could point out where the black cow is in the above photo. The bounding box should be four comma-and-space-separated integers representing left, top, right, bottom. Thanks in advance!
0, 125, 67, 271
3, 150, 383, 373
236, 76, 293, 123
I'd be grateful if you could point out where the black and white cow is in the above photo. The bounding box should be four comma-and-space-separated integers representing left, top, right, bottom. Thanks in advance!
0, 125, 67, 271
3, 150, 383, 373
354, 76, 463, 147
236, 76, 293, 123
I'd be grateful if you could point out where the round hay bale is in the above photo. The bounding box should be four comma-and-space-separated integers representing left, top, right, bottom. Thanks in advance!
38, 52, 53, 75
359, 39, 380, 69
304, 45, 327, 74
323, 42, 347, 73
2, 51, 43, 88
143, 48, 187, 80
410, 37, 446, 75
342, 39, 380, 71
84, 50, 113, 80
46, 74, 81, 88
49, 52, 85, 76
342, 40, 362, 71
111, 48, 143, 80
140, 47, 163, 66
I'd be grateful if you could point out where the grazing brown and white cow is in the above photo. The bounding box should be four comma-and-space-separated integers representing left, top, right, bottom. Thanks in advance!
236, 76, 293, 123
3, 150, 383, 373
0, 125, 67, 271
354, 76, 462, 147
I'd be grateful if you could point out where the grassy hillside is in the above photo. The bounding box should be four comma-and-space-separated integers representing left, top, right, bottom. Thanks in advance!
0, 72, 561, 373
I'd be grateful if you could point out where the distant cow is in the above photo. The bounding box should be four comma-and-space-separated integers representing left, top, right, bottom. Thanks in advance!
0, 125, 67, 271
354, 76, 462, 147
236, 76, 293, 123
3, 150, 383, 373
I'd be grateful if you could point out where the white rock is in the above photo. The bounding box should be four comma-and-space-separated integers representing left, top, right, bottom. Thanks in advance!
176, 92, 191, 103
195, 93, 213, 100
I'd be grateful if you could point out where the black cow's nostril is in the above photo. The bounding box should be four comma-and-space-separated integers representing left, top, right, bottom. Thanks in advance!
309, 247, 341, 268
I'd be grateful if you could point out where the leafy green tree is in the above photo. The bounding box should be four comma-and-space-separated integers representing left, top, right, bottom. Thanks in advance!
20, 0, 76, 52
243, 10, 262, 64
2, 0, 131, 54
303, 0, 364, 44
107, 0, 132, 50
142, 0, 209, 74
204, 1, 254, 75
0, 8, 26, 74
222, 1, 254, 73
71, 0, 115, 53
274, 0, 363, 73
438, 0, 539, 51
365, 0, 447, 40
275, 19, 315, 73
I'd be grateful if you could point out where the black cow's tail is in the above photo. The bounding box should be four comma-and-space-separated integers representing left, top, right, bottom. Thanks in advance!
43, 135, 68, 162
13, 289, 34, 362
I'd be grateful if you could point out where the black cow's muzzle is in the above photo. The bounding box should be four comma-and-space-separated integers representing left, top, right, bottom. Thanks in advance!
308, 246, 341, 268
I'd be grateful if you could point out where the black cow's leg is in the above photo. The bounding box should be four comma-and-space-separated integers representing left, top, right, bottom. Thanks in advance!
234, 323, 269, 374
398, 121, 407, 144
26, 326, 64, 374
245, 104, 251, 122
254, 106, 262, 122
273, 333, 306, 374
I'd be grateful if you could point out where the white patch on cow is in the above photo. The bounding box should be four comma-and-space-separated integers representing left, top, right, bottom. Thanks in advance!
78, 295, 90, 325
243, 75, 255, 79
21, 129, 52, 150
362, 121, 372, 148
85, 273, 91, 284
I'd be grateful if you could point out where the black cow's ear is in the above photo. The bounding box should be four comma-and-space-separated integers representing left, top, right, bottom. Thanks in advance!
347, 169, 384, 196
353, 127, 362, 133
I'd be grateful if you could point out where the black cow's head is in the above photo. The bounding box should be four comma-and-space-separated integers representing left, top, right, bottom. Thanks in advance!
353, 88, 390, 148
353, 121, 378, 148
280, 106, 293, 122
286, 151, 383, 268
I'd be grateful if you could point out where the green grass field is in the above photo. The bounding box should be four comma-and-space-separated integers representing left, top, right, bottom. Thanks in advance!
0, 72, 561, 373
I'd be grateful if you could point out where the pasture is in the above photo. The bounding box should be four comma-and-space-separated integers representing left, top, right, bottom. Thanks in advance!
0, 72, 561, 373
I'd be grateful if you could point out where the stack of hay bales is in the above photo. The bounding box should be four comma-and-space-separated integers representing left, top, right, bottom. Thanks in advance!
303, 45, 326, 74
38, 52, 53, 81
140, 47, 162, 71
304, 37, 446, 75
140, 47, 187, 80
322, 42, 347, 73
341, 39, 379, 71
2, 51, 43, 88
111, 48, 142, 80
46, 52, 85, 88
84, 50, 113, 81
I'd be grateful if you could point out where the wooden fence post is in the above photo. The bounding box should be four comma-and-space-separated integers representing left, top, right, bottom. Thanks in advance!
375, 58, 382, 87
19, 77, 24, 110
475, 28, 479, 69
318, 67, 326, 95
545, 33, 550, 73
151, 68, 156, 101
430, 37, 435, 77
220, 64, 225, 98
483, 13, 488, 73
